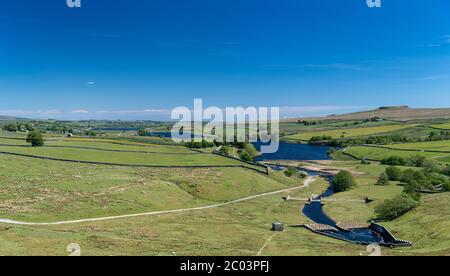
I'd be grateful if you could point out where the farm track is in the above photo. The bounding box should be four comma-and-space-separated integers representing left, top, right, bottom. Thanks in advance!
0, 177, 316, 226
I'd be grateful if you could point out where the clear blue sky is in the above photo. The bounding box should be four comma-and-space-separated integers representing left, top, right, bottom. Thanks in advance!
1, 0, 449, 120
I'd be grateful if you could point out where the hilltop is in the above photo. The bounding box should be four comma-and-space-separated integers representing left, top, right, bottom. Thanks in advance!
285, 106, 450, 122
0, 115, 21, 121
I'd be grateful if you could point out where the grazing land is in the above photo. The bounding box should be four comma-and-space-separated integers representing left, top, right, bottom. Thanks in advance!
0, 107, 449, 256
344, 146, 450, 164
285, 124, 418, 141
431, 122, 450, 130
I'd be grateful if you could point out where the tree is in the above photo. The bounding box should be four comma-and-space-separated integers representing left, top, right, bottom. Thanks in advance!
376, 172, 390, 185
332, 170, 356, 193
244, 143, 258, 159
422, 159, 440, 173
284, 167, 298, 178
137, 129, 147, 136
385, 166, 403, 181
219, 146, 230, 156
375, 194, 419, 221
26, 132, 44, 147
381, 156, 406, 166
409, 155, 427, 167
401, 169, 416, 184
238, 150, 253, 162
442, 166, 450, 177
2, 123, 18, 132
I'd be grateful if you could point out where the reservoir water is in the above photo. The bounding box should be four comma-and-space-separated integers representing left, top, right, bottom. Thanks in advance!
254, 142, 331, 162
266, 165, 388, 245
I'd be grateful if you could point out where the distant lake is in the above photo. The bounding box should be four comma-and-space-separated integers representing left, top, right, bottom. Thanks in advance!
254, 142, 331, 161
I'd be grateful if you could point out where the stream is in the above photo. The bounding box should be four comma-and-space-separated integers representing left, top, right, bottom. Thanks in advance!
257, 142, 392, 246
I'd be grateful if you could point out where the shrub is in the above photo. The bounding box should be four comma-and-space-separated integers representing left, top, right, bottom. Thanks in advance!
401, 169, 416, 184
409, 155, 427, 167
26, 132, 44, 147
238, 150, 254, 162
442, 166, 450, 177
137, 129, 147, 136
375, 194, 419, 221
443, 182, 450, 192
219, 146, 230, 156
284, 167, 297, 177
2, 123, 18, 132
332, 170, 356, 193
381, 156, 406, 166
422, 159, 440, 173
376, 173, 390, 185
244, 143, 258, 159
385, 166, 403, 181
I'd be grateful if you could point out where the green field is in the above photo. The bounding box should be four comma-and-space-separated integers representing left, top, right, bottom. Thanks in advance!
431, 122, 450, 130
0, 154, 299, 222
388, 140, 450, 152
0, 126, 449, 256
0, 144, 246, 167
0, 176, 370, 256
383, 193, 450, 255
344, 146, 450, 163
285, 124, 417, 141
322, 162, 405, 222
0, 137, 28, 145
52, 140, 195, 153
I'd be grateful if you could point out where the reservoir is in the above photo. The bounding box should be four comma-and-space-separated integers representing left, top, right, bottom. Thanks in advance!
254, 142, 331, 162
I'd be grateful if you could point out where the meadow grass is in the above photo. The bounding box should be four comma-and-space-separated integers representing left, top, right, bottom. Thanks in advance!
0, 137, 28, 145
0, 178, 370, 256
387, 140, 450, 152
345, 146, 450, 163
0, 154, 296, 222
285, 124, 417, 141
383, 193, 450, 256
0, 145, 246, 166
322, 163, 404, 223
0, 130, 449, 256
431, 122, 450, 130
51, 140, 194, 153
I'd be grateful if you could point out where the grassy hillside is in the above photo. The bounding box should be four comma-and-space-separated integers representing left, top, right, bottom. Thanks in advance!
285, 124, 417, 141
0, 178, 370, 256
383, 193, 450, 256
388, 140, 450, 152
0, 145, 246, 166
344, 146, 450, 164
0, 153, 299, 222
431, 122, 450, 130
284, 106, 450, 122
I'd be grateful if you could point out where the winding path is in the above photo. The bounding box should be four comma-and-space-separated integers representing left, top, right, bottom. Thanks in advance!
0, 176, 316, 226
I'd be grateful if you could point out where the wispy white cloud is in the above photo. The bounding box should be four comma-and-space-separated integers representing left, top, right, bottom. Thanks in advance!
95, 109, 171, 115
406, 35, 450, 48
0, 109, 63, 118
406, 43, 442, 48
87, 81, 96, 85
264, 63, 368, 71
72, 109, 89, 114
417, 75, 449, 81
279, 105, 369, 117
0, 106, 369, 120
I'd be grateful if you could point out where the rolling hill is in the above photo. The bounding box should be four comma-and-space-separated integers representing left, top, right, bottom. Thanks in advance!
285, 106, 450, 122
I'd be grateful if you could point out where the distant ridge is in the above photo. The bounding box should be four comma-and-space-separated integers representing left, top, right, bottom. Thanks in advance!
285, 106, 450, 122
0, 115, 28, 121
